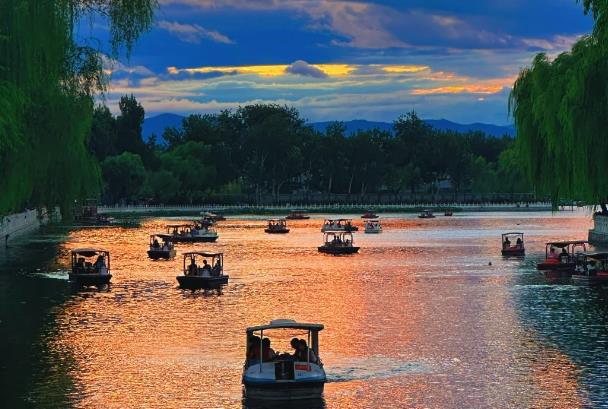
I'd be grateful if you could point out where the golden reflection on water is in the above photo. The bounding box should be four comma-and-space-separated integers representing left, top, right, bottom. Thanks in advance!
43, 212, 593, 408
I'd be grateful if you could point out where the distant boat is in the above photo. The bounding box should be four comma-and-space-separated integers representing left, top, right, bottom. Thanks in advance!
361, 209, 378, 219
364, 219, 382, 234
286, 210, 310, 220
321, 218, 358, 232
147, 234, 176, 260
265, 218, 290, 234
165, 222, 218, 243
242, 319, 326, 400
418, 209, 435, 219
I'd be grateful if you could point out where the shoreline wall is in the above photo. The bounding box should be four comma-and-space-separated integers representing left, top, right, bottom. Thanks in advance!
0, 208, 61, 246
589, 214, 608, 245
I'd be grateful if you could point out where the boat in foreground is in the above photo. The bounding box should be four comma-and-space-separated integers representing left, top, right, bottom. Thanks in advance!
537, 240, 588, 273
147, 234, 177, 260
501, 232, 525, 256
176, 252, 228, 290
286, 210, 310, 220
265, 218, 290, 234
321, 218, 358, 232
242, 319, 326, 400
318, 231, 359, 254
572, 252, 608, 285
364, 219, 382, 234
69, 248, 112, 287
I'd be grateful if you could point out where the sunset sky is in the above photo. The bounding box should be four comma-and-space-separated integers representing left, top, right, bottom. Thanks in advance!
89, 0, 593, 124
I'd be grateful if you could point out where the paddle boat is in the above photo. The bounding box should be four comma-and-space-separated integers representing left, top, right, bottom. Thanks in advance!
70, 248, 112, 287
418, 209, 435, 219
572, 252, 608, 285
318, 231, 359, 254
166, 223, 219, 243
361, 209, 378, 219
147, 234, 176, 260
444, 208, 454, 217
74, 199, 110, 226
242, 319, 326, 400
364, 219, 382, 234
176, 252, 228, 290
286, 210, 310, 220
537, 240, 588, 272
501, 232, 525, 256
321, 218, 358, 232
265, 218, 290, 234
201, 211, 225, 222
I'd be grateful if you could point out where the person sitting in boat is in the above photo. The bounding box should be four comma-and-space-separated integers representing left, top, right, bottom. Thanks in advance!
548, 247, 559, 260
152, 238, 160, 249
247, 336, 261, 363
85, 261, 94, 274
262, 338, 276, 361
94, 255, 108, 275
75, 257, 86, 274
290, 337, 304, 360
298, 339, 317, 363
201, 259, 211, 275
516, 237, 522, 248
187, 259, 198, 276
162, 241, 169, 251
212, 259, 221, 276
559, 248, 569, 262
587, 260, 598, 275
503, 237, 511, 249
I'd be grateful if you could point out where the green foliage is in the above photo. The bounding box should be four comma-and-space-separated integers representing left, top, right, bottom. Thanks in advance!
101, 152, 146, 202
0, 0, 156, 215
510, 1, 608, 206
90, 98, 522, 204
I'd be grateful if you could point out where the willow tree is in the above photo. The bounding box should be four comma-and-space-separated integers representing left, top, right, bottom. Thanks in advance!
510, 0, 608, 209
0, 0, 156, 215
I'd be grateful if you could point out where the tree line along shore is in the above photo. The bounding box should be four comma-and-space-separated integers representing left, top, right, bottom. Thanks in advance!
91, 97, 530, 208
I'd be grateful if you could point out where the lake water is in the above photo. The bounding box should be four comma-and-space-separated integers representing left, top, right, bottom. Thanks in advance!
2, 211, 608, 408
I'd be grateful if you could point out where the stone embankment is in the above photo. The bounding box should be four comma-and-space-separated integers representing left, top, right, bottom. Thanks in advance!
0, 208, 60, 246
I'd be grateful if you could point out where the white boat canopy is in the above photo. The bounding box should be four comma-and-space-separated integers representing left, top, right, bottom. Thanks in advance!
246, 319, 324, 333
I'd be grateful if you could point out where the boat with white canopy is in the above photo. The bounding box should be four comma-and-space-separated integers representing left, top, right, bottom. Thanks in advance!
242, 319, 326, 400
176, 252, 228, 290
321, 218, 357, 232
318, 231, 359, 254
265, 218, 290, 234
147, 234, 176, 260
165, 223, 219, 243
364, 219, 382, 234
70, 248, 112, 287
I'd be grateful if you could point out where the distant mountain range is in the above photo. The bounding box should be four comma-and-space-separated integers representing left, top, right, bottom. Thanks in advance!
143, 113, 515, 142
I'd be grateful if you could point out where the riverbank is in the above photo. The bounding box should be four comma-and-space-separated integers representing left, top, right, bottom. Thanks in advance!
99, 202, 558, 217
0, 207, 61, 246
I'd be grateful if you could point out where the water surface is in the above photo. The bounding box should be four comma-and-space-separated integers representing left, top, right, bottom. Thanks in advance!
3, 211, 608, 408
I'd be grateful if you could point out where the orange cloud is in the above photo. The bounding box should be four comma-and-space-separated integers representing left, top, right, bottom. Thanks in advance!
411, 84, 504, 95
